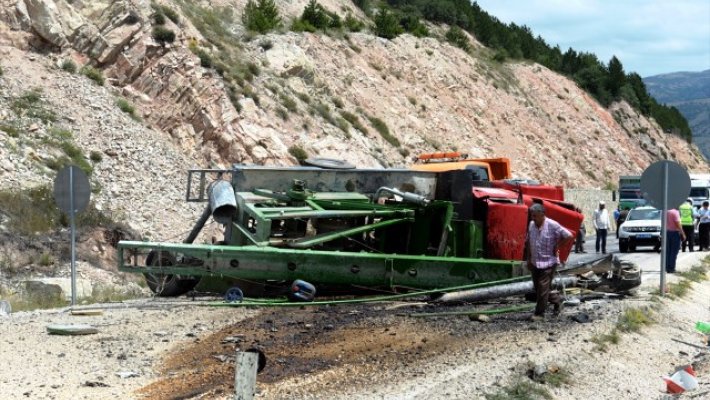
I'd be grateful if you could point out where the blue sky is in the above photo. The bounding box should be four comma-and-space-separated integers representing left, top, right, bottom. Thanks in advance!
475, 0, 710, 77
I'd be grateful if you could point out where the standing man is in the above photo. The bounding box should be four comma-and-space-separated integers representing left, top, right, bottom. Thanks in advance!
593, 201, 611, 254
574, 207, 586, 253
618, 206, 630, 228
526, 203, 573, 321
613, 206, 621, 238
698, 201, 710, 251
680, 198, 696, 252
666, 208, 685, 273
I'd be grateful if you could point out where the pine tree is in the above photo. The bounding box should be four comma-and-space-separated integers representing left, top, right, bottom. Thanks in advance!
373, 8, 402, 40
302, 0, 329, 30
607, 56, 626, 99
242, 0, 281, 34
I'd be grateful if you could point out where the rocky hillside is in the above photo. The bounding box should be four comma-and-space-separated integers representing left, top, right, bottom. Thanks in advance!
0, 0, 707, 243
644, 69, 710, 159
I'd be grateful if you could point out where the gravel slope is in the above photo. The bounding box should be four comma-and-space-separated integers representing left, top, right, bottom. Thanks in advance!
0, 300, 253, 400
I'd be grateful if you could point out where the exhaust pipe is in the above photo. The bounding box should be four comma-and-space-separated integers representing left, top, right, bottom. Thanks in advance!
183, 180, 237, 244
433, 276, 578, 303
374, 187, 430, 206
209, 180, 237, 225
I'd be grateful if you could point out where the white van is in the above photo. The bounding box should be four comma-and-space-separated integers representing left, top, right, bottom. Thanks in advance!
689, 174, 710, 209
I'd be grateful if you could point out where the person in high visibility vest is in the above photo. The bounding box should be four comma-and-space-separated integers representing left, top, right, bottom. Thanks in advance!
680, 198, 697, 252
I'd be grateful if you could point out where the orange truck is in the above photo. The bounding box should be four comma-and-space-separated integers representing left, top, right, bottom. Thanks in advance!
410, 152, 512, 181
411, 152, 581, 262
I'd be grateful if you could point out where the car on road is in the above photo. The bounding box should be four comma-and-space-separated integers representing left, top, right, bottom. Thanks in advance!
618, 206, 661, 253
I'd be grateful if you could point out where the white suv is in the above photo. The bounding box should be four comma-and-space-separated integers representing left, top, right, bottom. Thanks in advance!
618, 206, 661, 253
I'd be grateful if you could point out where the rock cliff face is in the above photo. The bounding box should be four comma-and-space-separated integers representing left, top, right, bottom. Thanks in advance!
0, 0, 707, 238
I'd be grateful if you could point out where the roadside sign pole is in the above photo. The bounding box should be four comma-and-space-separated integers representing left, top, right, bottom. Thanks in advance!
70, 168, 77, 306
53, 165, 90, 307
640, 160, 690, 298
660, 163, 668, 297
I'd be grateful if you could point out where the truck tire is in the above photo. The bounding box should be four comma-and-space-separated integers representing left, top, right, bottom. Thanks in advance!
619, 241, 629, 253
144, 250, 200, 297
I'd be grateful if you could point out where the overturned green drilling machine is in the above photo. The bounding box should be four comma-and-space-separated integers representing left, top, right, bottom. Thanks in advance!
118, 164, 627, 298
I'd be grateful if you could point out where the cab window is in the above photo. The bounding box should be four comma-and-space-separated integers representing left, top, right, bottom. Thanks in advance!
465, 165, 489, 181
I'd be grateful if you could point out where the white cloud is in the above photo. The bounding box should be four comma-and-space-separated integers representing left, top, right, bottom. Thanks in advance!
475, 0, 710, 76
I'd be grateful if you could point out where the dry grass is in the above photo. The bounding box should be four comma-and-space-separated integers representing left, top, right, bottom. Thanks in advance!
591, 306, 654, 352
485, 380, 553, 400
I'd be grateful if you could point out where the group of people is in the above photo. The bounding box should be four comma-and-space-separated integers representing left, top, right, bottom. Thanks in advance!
665, 199, 710, 273
677, 199, 710, 252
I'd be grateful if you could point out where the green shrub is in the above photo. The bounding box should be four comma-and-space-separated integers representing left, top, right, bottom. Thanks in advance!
242, 0, 281, 34
227, 84, 243, 113
667, 279, 693, 298
195, 49, 213, 68
152, 26, 176, 44
153, 12, 166, 25
373, 8, 402, 40
327, 12, 342, 29
11, 89, 56, 123
12, 89, 42, 109
445, 25, 470, 52
344, 13, 364, 32
591, 330, 620, 352
38, 253, 54, 266
160, 6, 180, 24
291, 18, 317, 33
288, 145, 308, 163
125, 12, 140, 25
89, 150, 103, 163
0, 123, 20, 138
50, 127, 73, 140
242, 85, 260, 105
313, 102, 336, 125
368, 115, 399, 146
678, 265, 708, 283
295, 91, 311, 104
275, 107, 289, 121
116, 98, 140, 121
341, 111, 368, 135
61, 59, 77, 73
0, 65, 3, 77
336, 117, 349, 133
61, 142, 88, 166
0, 186, 60, 235
280, 94, 298, 112
400, 14, 428, 37
493, 49, 508, 62
352, 0, 372, 16
301, 0, 330, 30
247, 62, 261, 76
0, 185, 121, 237
259, 40, 273, 50
485, 380, 553, 400
80, 65, 104, 86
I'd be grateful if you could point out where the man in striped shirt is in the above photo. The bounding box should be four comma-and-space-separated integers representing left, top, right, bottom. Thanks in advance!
526, 203, 573, 321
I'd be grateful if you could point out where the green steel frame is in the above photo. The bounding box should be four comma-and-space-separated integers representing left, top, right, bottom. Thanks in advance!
118, 166, 517, 291
118, 241, 516, 290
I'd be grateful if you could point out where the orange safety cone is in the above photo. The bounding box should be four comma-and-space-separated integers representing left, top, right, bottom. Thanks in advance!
663, 365, 698, 394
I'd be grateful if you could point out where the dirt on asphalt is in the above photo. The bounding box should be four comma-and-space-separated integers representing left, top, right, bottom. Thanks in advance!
139, 299, 582, 399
